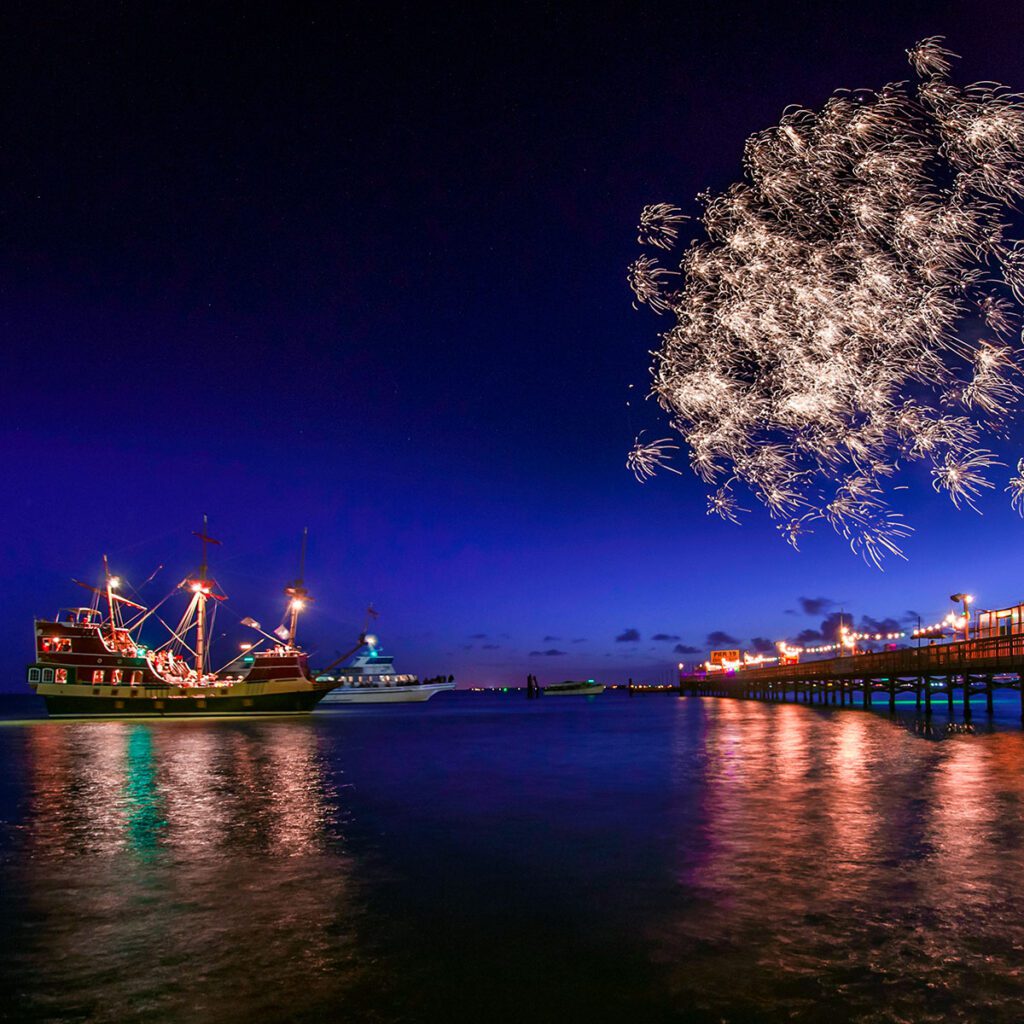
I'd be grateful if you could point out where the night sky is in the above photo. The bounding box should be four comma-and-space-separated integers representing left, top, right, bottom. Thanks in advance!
6, 2, 1024, 689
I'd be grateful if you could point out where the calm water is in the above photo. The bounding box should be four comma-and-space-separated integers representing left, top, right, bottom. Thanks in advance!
3, 691, 1024, 1022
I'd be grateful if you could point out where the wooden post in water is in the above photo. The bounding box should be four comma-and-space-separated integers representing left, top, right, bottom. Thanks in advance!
924, 677, 931, 717
986, 675, 994, 715
963, 675, 972, 721
947, 676, 954, 716
889, 679, 896, 712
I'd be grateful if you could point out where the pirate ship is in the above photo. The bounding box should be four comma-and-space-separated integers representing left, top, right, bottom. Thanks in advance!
26, 521, 337, 717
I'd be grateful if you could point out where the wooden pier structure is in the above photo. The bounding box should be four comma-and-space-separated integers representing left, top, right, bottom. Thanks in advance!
681, 632, 1024, 720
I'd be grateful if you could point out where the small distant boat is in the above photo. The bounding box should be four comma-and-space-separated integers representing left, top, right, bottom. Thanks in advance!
542, 680, 604, 696
316, 632, 455, 705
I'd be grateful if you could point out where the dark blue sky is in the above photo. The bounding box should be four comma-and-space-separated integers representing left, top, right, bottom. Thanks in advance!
5, 2, 1024, 688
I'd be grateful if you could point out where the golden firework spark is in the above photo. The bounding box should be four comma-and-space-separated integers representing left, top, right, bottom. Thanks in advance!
630, 37, 1024, 564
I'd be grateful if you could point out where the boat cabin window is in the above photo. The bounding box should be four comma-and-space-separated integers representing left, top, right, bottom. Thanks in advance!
55, 669, 68, 683
41, 637, 72, 654
92, 670, 105, 683
130, 671, 143, 684
42, 668, 54, 683
111, 669, 123, 684
28, 668, 40, 683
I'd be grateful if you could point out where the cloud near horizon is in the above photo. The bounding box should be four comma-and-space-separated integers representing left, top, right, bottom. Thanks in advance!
651, 633, 680, 642
791, 610, 905, 646
529, 649, 566, 657
674, 643, 700, 654
798, 596, 836, 616
706, 630, 739, 647
616, 628, 641, 643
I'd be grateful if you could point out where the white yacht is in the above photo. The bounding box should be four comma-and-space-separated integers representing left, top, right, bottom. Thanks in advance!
316, 636, 455, 705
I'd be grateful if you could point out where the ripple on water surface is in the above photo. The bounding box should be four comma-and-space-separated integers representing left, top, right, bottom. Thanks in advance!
2, 693, 1024, 1022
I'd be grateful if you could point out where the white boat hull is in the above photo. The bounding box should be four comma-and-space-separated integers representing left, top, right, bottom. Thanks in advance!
542, 684, 605, 696
318, 681, 456, 705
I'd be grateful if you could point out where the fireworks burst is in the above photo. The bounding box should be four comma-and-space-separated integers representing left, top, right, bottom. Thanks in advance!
1008, 458, 1024, 514
627, 433, 683, 482
630, 37, 1024, 565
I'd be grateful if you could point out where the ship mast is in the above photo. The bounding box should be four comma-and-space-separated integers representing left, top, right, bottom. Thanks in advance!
72, 558, 145, 636
188, 515, 222, 675
103, 554, 117, 641
285, 526, 311, 648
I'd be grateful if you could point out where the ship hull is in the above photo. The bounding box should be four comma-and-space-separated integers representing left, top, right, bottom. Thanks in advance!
319, 682, 455, 705
33, 679, 333, 718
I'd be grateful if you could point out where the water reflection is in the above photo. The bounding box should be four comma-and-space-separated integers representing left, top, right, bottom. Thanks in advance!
660, 698, 1024, 1021
22, 720, 343, 859
6, 719, 376, 1023
7, 698, 1024, 1022
124, 726, 165, 859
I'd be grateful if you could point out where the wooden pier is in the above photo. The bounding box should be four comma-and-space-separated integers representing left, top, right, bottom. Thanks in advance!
681, 632, 1024, 720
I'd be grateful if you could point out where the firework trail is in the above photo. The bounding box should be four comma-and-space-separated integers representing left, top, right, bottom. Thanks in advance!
627, 433, 683, 482
629, 37, 1024, 565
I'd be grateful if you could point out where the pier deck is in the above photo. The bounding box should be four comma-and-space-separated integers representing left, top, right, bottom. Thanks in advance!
681, 632, 1024, 719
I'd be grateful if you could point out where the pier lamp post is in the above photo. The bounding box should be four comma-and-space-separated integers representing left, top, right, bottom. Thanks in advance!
950, 593, 973, 642
840, 619, 857, 656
